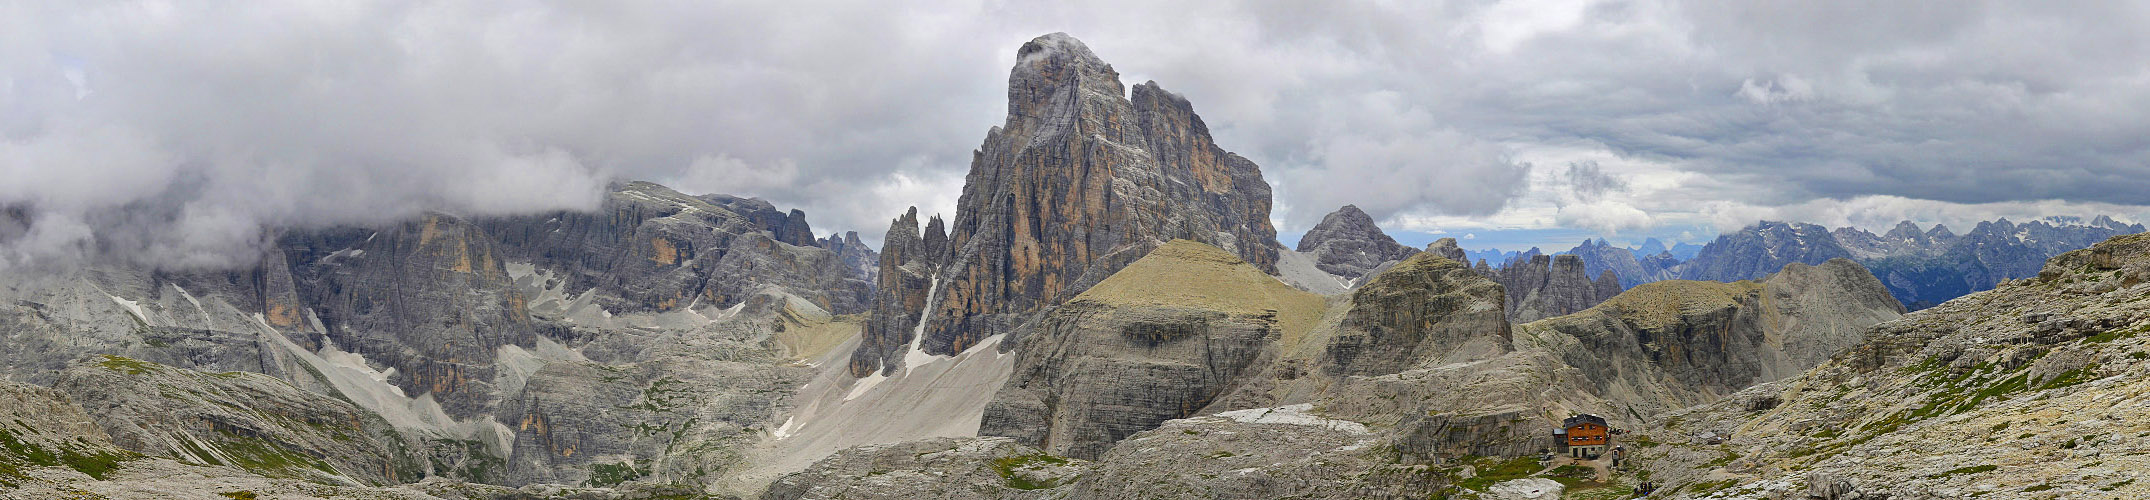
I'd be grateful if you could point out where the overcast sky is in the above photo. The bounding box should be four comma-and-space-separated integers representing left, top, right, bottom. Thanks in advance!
5, 0, 2150, 269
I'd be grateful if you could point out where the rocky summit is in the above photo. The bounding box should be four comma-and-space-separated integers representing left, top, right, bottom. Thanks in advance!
1295, 204, 1419, 282
849, 33, 1288, 377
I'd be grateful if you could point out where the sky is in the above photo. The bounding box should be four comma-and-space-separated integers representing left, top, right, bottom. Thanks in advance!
4, 1, 2150, 270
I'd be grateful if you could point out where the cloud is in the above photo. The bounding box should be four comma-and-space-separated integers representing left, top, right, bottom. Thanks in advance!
7, 1, 2149, 269
1557, 200, 1654, 235
1561, 160, 1629, 202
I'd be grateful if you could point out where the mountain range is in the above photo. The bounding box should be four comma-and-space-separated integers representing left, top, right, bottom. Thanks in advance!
1530, 217, 2145, 310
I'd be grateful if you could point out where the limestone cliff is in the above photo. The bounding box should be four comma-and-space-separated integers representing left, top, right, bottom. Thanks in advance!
849, 33, 1288, 376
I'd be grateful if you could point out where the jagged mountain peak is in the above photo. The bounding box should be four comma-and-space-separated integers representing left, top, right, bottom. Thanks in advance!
851, 34, 1286, 375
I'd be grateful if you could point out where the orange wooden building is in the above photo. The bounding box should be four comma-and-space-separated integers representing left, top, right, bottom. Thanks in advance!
1554, 413, 1610, 458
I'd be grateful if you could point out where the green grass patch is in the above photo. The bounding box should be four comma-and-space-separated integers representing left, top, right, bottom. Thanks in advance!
96, 355, 158, 375
1689, 478, 1739, 494
1933, 464, 1997, 478
0, 427, 137, 480
1453, 455, 1541, 491
213, 431, 337, 480
586, 461, 647, 487
989, 453, 1072, 490
2085, 323, 2149, 343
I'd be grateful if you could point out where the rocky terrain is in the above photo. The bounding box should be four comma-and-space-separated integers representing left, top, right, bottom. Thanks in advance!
1624, 232, 2150, 499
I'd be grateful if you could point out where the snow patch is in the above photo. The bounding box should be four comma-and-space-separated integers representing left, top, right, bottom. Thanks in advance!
107, 294, 150, 326
771, 417, 798, 440
899, 278, 946, 377
1212, 404, 1370, 434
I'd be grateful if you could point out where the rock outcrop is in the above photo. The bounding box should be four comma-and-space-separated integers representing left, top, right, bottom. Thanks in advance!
1424, 237, 1468, 264
979, 241, 1324, 459
1321, 251, 1512, 376
1493, 254, 1617, 323
1295, 205, 1418, 281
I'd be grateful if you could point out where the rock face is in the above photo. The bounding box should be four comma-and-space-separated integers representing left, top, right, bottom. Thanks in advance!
979, 241, 1324, 459
299, 212, 539, 420
1518, 259, 1904, 412
1631, 232, 2150, 499
1295, 205, 1418, 281
54, 356, 419, 486
1493, 254, 1618, 323
849, 33, 1288, 376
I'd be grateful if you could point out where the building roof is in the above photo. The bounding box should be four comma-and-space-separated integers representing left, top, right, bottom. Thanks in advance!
1563, 413, 1608, 428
